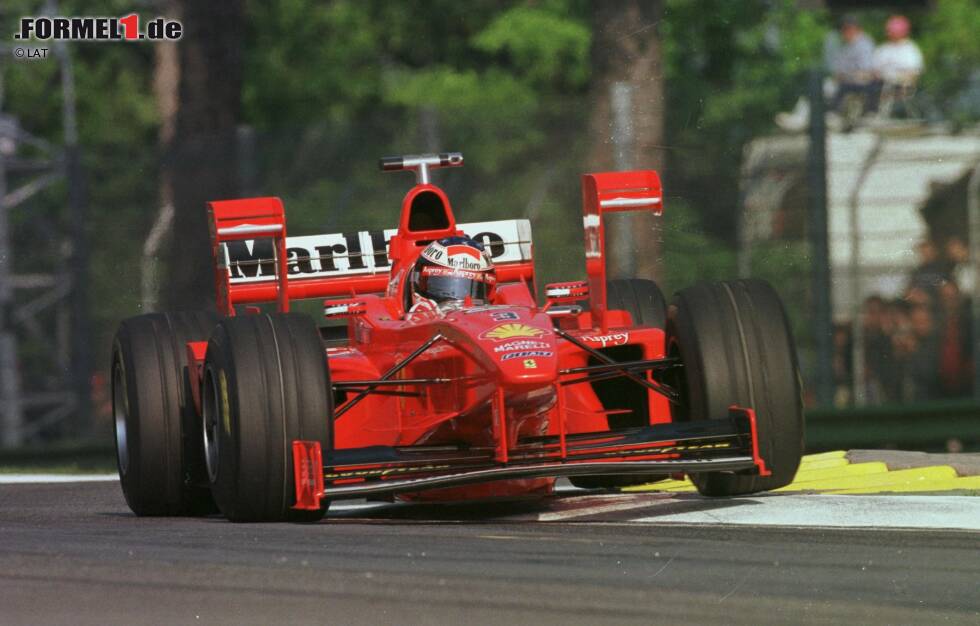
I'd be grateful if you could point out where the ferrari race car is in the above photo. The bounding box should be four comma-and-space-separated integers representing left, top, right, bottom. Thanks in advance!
112, 153, 804, 522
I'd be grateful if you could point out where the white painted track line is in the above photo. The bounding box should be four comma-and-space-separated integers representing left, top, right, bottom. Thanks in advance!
0, 474, 118, 484
634, 494, 980, 531
1, 477, 976, 531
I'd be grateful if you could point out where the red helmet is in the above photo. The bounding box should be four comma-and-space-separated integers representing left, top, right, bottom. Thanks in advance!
409, 236, 496, 305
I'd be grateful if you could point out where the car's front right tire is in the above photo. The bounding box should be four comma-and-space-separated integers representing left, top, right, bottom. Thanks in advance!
667, 279, 804, 496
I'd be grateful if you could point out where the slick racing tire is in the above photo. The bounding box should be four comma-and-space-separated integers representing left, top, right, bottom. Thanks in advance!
202, 313, 331, 523
570, 279, 668, 491
112, 311, 219, 516
666, 279, 804, 496
606, 278, 667, 330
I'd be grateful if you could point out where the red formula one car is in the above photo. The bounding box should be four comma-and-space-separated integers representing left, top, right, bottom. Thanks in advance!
112, 153, 804, 522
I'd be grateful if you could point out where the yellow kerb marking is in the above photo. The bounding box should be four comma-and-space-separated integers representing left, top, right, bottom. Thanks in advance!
799, 458, 849, 471
828, 475, 980, 494
775, 462, 889, 491
598, 451, 977, 495
784, 466, 959, 492
801, 450, 847, 462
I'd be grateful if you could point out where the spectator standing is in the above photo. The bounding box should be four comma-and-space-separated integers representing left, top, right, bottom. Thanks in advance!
937, 280, 972, 396
945, 236, 974, 298
907, 240, 949, 297
907, 304, 942, 401
878, 299, 908, 402
860, 296, 889, 403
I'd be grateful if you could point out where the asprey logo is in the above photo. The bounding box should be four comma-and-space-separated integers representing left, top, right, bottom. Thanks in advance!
14, 14, 182, 42
480, 323, 548, 342
580, 332, 629, 347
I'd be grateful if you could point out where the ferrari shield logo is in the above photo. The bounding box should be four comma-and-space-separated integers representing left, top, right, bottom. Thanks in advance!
481, 323, 547, 341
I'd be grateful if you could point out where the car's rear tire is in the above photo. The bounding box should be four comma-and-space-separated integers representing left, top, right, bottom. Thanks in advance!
570, 279, 668, 491
666, 279, 804, 496
202, 313, 331, 522
112, 311, 219, 516
605, 278, 667, 329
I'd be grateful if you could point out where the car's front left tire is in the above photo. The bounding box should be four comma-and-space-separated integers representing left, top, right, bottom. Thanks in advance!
202, 313, 332, 522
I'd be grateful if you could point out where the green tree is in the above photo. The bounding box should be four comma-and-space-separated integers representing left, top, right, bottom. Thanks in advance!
661, 0, 826, 240
919, 0, 980, 123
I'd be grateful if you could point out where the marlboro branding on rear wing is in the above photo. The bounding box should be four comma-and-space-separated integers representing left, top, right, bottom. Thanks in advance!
224, 219, 532, 284
207, 193, 534, 312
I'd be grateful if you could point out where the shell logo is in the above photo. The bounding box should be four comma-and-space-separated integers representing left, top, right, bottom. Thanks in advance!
481, 323, 547, 341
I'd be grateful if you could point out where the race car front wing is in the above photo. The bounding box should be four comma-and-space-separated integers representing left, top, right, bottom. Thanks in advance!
291, 406, 769, 510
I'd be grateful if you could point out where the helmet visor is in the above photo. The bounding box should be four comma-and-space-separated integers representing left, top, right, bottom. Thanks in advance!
418, 267, 493, 303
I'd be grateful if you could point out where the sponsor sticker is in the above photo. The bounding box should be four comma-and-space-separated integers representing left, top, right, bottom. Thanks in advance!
580, 332, 629, 347
421, 266, 495, 283
480, 323, 548, 341
225, 219, 531, 284
500, 350, 553, 361
493, 340, 550, 352
523, 359, 538, 369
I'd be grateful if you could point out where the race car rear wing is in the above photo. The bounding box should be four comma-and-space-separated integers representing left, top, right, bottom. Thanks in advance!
582, 170, 663, 331
207, 196, 533, 313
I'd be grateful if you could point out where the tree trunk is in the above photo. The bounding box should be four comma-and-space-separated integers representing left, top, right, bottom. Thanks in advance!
588, 0, 666, 282
165, 0, 244, 310
145, 0, 179, 312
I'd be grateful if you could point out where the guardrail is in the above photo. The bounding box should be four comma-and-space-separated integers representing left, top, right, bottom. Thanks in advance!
0, 439, 116, 470
806, 400, 980, 453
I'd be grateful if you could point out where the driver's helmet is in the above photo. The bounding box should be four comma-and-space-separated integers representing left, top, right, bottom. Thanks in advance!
409, 236, 496, 306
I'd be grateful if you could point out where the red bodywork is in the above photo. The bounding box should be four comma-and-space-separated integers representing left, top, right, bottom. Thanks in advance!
190, 165, 769, 509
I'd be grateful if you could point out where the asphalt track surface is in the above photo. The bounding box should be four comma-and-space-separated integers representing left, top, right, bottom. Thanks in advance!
1, 481, 978, 625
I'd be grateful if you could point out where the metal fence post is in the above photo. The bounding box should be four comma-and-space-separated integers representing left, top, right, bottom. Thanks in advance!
0, 115, 24, 447
806, 69, 834, 407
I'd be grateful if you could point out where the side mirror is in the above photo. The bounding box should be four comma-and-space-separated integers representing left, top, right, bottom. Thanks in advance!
323, 298, 367, 319
545, 281, 589, 304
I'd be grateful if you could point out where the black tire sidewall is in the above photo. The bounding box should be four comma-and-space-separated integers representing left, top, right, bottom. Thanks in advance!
205, 313, 331, 522
111, 312, 218, 516
606, 278, 667, 329
667, 279, 804, 495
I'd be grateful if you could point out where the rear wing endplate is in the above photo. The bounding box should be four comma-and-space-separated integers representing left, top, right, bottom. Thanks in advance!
582, 170, 663, 331
208, 197, 290, 314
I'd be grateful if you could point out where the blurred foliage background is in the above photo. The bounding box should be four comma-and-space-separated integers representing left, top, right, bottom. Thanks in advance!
0, 0, 978, 440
